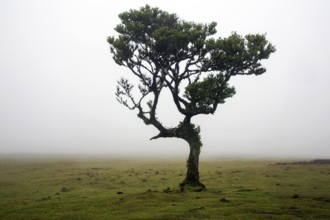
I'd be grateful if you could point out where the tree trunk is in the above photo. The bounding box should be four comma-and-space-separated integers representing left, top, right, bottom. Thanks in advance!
179, 137, 206, 191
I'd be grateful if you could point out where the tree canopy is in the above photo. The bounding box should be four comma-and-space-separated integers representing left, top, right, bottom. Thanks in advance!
108, 5, 275, 137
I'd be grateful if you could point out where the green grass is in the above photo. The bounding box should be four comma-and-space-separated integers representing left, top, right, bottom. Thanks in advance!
0, 155, 329, 219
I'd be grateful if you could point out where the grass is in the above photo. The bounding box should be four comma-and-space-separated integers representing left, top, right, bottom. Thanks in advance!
0, 155, 329, 219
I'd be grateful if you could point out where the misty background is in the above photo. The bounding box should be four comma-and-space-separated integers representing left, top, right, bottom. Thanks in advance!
0, 0, 329, 158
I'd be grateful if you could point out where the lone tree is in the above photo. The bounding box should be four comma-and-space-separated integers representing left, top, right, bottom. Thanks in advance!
108, 5, 275, 190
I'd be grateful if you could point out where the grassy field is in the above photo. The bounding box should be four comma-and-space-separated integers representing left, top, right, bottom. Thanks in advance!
0, 155, 329, 219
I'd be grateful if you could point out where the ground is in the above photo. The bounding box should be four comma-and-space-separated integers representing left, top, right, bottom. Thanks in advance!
0, 155, 329, 219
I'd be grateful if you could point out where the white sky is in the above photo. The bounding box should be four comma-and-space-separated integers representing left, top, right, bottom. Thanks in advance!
0, 0, 329, 158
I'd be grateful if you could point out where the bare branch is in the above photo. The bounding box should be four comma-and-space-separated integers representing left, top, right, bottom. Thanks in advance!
115, 78, 137, 109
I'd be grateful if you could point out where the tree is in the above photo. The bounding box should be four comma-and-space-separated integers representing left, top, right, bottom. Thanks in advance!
107, 5, 275, 190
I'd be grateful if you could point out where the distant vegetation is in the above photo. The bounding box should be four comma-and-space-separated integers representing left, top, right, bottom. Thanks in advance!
274, 159, 330, 165
0, 156, 329, 219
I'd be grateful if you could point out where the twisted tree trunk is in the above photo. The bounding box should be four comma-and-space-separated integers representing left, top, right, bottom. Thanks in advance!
177, 123, 206, 191
149, 121, 206, 191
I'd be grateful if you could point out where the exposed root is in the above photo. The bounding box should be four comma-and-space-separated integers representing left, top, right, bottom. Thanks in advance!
179, 180, 206, 192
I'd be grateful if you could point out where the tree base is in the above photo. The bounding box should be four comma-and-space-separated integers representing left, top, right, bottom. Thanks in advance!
179, 180, 206, 192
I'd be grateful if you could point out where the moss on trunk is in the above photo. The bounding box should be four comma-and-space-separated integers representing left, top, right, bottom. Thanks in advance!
177, 123, 206, 191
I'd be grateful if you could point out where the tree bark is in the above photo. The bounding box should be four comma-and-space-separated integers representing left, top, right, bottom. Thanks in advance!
179, 129, 206, 191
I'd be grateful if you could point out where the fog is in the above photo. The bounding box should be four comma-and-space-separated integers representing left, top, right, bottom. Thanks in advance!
1, 0, 329, 158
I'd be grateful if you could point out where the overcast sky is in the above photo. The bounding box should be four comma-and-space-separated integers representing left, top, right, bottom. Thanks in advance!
0, 0, 329, 158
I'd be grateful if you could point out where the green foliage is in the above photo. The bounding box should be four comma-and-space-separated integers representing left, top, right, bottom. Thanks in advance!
108, 5, 218, 65
114, 5, 177, 44
184, 74, 236, 111
107, 36, 134, 65
205, 33, 276, 76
